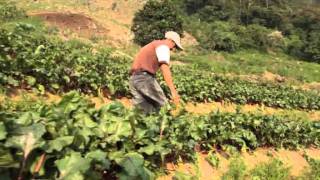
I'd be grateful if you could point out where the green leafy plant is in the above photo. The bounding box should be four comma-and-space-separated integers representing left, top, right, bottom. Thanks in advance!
250, 159, 291, 180
0, 0, 26, 21
222, 156, 247, 180
0, 92, 319, 179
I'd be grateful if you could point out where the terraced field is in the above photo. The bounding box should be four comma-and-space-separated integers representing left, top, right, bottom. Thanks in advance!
1, 0, 320, 179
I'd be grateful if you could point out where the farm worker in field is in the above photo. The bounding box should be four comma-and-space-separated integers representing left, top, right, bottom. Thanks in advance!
129, 31, 183, 114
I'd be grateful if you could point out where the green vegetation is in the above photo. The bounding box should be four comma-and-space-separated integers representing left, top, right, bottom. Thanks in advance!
299, 156, 320, 180
222, 157, 247, 180
172, 0, 320, 63
131, 0, 183, 46
250, 159, 291, 180
221, 156, 320, 180
0, 1, 320, 179
222, 157, 292, 180
0, 0, 26, 22
176, 50, 320, 83
1, 23, 320, 110
0, 92, 319, 179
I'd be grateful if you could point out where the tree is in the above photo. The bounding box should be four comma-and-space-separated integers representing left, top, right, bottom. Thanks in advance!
131, 0, 183, 46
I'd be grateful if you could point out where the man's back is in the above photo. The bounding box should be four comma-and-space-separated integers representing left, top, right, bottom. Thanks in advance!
131, 40, 168, 75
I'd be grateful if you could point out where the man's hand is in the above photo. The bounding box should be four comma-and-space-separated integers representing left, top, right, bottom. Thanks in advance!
160, 63, 180, 105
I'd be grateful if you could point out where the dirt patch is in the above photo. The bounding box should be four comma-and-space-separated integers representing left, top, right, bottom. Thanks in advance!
184, 101, 320, 121
262, 71, 286, 83
159, 148, 320, 179
30, 12, 108, 39
181, 32, 199, 48
171, 61, 187, 66
300, 82, 320, 92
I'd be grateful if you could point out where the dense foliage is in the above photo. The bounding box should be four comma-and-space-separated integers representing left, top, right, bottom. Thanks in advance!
0, 24, 129, 95
0, 0, 26, 21
173, 0, 320, 62
131, 0, 183, 46
0, 92, 319, 179
1, 23, 320, 110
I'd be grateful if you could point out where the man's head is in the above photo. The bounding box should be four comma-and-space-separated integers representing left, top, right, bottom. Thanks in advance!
165, 31, 184, 51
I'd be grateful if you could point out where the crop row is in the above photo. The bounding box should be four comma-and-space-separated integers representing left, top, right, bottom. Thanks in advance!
1, 23, 320, 110
0, 92, 319, 179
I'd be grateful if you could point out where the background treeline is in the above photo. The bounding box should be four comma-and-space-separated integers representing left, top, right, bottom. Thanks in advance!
175, 0, 320, 62
132, 0, 320, 63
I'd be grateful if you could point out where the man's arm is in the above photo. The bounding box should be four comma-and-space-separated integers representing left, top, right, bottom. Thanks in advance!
160, 63, 180, 105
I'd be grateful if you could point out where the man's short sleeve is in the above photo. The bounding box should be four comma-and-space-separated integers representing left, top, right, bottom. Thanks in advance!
155, 45, 170, 64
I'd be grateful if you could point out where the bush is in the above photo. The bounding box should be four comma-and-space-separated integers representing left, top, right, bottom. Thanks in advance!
250, 159, 291, 180
285, 34, 305, 58
240, 6, 286, 29
183, 0, 208, 14
197, 4, 231, 22
0, 0, 26, 21
197, 21, 240, 52
238, 24, 272, 50
289, 8, 320, 62
131, 0, 183, 46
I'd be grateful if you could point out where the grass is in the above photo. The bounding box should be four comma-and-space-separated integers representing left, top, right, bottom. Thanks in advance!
221, 156, 317, 180
175, 49, 320, 84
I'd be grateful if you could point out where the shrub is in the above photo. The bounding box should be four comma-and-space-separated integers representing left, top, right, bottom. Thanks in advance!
197, 4, 231, 22
289, 8, 320, 62
0, 0, 26, 21
267, 30, 286, 51
250, 159, 291, 180
284, 34, 305, 58
131, 0, 183, 46
240, 6, 286, 29
197, 21, 240, 52
239, 24, 272, 50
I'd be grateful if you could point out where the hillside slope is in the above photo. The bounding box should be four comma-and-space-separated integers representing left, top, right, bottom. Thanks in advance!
15, 0, 145, 47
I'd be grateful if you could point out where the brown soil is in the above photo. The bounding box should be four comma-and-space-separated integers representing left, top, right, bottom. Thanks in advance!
25, 0, 198, 48
300, 82, 320, 92
30, 12, 108, 39
261, 71, 286, 83
185, 102, 320, 121
170, 61, 187, 66
159, 148, 320, 179
226, 71, 286, 84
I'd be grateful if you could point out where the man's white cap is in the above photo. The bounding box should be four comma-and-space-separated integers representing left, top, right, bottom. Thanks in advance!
165, 31, 184, 50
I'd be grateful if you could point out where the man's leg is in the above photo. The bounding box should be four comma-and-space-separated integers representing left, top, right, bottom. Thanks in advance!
129, 75, 156, 114
129, 74, 167, 114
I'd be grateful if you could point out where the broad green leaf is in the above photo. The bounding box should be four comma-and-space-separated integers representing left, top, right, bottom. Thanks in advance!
0, 148, 18, 168
25, 76, 36, 86
37, 84, 45, 95
7, 76, 18, 86
108, 151, 126, 161
74, 113, 97, 128
5, 124, 46, 157
116, 153, 154, 180
45, 136, 74, 153
15, 112, 40, 125
55, 152, 91, 180
51, 83, 60, 90
138, 145, 155, 155
173, 171, 197, 180
0, 122, 7, 140
105, 120, 132, 143
34, 45, 45, 55
85, 150, 110, 169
